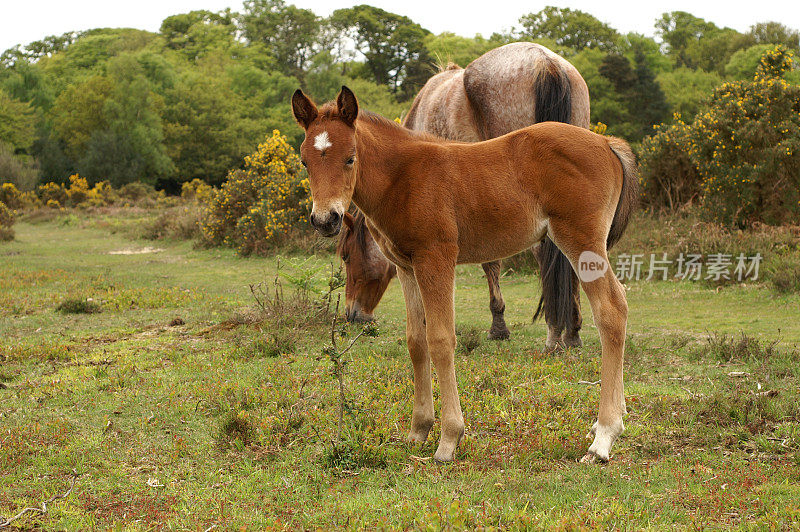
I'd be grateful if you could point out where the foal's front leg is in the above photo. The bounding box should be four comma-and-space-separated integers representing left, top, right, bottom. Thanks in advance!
396, 268, 435, 442
414, 252, 464, 462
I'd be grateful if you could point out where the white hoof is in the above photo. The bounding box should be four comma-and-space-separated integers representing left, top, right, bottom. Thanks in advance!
584, 420, 623, 463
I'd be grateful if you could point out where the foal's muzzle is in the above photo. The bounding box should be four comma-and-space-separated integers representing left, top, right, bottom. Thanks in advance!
310, 209, 342, 237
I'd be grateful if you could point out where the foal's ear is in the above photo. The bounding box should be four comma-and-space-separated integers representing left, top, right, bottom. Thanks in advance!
291, 89, 318, 129
337, 85, 359, 127
343, 212, 355, 231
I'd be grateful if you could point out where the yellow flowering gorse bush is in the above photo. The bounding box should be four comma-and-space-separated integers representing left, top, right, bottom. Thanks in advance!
638, 46, 800, 225
199, 130, 310, 255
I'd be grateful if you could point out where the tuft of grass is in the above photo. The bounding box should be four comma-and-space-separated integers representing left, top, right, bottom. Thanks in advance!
321, 435, 388, 472
698, 332, 779, 362
769, 257, 800, 293
216, 410, 255, 450
55, 297, 101, 314
457, 325, 483, 354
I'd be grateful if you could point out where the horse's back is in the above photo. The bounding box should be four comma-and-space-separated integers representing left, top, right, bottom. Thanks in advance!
403, 68, 482, 142
463, 42, 591, 135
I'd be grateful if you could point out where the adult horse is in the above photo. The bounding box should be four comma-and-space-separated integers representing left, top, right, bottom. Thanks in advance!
338, 42, 590, 349
291, 85, 637, 462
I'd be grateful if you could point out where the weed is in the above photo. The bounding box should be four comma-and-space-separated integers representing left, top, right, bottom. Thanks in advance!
56, 297, 101, 314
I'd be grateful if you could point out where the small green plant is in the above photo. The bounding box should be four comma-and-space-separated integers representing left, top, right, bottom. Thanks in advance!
56, 297, 101, 314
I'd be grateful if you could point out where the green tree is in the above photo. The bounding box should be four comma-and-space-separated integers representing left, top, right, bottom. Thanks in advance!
748, 22, 800, 52
725, 44, 773, 79
240, 0, 320, 80
423, 33, 503, 68
0, 89, 37, 154
328, 5, 431, 96
657, 68, 722, 122
518, 7, 620, 52
599, 50, 668, 140
655, 11, 718, 68
160, 10, 239, 62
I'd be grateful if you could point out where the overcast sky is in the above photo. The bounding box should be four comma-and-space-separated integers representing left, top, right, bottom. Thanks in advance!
2, 0, 798, 52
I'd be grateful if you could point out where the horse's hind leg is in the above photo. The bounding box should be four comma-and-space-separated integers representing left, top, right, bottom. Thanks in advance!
532, 244, 566, 350
396, 267, 435, 442
481, 261, 510, 340
562, 272, 583, 348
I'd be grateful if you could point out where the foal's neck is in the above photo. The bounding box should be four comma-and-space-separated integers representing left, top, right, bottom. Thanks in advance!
352, 114, 432, 218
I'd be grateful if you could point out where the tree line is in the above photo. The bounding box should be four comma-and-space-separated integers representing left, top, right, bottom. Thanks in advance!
0, 2, 798, 191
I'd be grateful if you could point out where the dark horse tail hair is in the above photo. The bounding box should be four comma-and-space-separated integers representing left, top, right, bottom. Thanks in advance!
532, 59, 577, 335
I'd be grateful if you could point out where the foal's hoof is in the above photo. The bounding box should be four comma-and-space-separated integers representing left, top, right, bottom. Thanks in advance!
580, 451, 609, 464
408, 429, 430, 443
433, 446, 457, 463
488, 326, 511, 341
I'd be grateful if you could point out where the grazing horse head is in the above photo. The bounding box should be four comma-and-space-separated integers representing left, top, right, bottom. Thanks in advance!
291, 86, 359, 237
337, 211, 397, 322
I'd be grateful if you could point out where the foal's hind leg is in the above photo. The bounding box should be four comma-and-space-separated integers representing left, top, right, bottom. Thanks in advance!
550, 224, 628, 462
397, 267, 435, 442
482, 261, 510, 340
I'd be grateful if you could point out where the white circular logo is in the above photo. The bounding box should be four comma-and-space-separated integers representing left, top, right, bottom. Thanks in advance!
578, 251, 608, 282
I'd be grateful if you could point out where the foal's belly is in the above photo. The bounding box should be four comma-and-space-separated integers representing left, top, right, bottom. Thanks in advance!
456, 214, 548, 264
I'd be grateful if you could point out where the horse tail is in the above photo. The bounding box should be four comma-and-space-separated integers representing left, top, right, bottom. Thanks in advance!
532, 58, 577, 336
533, 57, 572, 124
606, 137, 640, 249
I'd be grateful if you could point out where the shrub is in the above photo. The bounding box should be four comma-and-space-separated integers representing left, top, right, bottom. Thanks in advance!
37, 182, 67, 207
640, 46, 800, 226
0, 142, 38, 191
180, 178, 216, 203
66, 174, 89, 206
0, 183, 22, 210
118, 181, 157, 202
85, 180, 118, 207
0, 201, 14, 241
142, 205, 200, 240
637, 117, 702, 211
199, 130, 310, 255
692, 46, 800, 226
19, 190, 41, 209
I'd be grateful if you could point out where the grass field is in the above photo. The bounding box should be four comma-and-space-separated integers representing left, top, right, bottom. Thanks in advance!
2, 212, 800, 529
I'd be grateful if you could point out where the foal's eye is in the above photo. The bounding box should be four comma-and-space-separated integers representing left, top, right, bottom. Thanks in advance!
301, 160, 307, 167
345, 157, 355, 166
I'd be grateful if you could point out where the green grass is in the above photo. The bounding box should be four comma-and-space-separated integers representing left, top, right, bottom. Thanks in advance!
1, 214, 799, 529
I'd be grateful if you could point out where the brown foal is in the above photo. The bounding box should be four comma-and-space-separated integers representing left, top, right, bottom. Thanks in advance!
340, 42, 591, 347
292, 86, 638, 463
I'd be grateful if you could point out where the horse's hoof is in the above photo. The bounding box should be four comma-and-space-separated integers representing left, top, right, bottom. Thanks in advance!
562, 335, 582, 349
488, 327, 510, 341
544, 341, 565, 354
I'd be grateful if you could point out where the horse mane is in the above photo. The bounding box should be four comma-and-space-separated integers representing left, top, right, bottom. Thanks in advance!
336, 208, 369, 258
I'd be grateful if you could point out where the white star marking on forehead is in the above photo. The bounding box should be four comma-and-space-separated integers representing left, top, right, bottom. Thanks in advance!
314, 131, 332, 152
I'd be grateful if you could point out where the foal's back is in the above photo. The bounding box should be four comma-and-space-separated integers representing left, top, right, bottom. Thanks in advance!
391, 121, 622, 263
